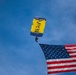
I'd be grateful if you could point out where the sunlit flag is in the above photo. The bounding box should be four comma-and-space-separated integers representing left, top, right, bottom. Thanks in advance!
39, 44, 76, 74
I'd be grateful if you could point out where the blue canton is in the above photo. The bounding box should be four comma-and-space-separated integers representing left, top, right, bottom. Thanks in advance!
40, 44, 70, 59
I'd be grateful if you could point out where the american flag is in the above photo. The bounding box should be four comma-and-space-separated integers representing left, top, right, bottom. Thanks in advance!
39, 44, 76, 74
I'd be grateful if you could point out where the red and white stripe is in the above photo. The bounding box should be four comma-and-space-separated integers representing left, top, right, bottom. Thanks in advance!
47, 44, 76, 74
65, 44, 76, 58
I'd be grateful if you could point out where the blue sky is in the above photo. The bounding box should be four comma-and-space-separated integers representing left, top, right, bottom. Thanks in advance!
0, 0, 76, 75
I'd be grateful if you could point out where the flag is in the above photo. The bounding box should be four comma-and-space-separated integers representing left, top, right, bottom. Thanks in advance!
39, 44, 76, 74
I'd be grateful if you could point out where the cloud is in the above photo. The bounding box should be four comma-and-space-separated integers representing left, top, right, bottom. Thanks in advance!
0, 0, 76, 75
0, 43, 33, 75
37, 0, 76, 44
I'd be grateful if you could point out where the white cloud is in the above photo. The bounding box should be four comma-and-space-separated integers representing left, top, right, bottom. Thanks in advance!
37, 0, 76, 44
